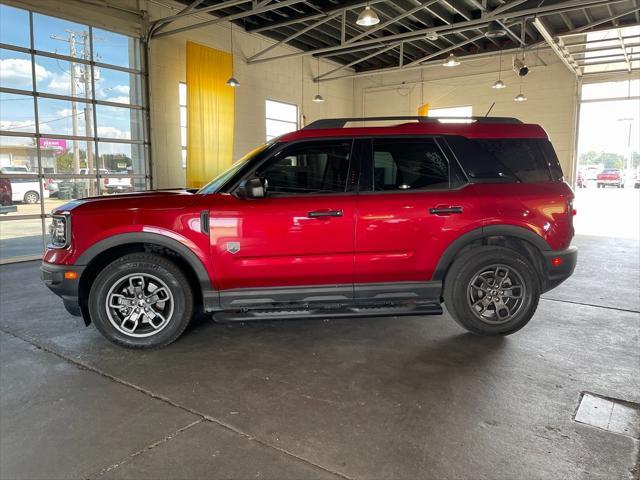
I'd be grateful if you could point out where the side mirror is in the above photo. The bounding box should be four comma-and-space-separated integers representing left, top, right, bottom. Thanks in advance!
237, 177, 267, 199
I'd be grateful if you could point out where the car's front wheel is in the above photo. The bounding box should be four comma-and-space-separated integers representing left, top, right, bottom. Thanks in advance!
444, 246, 540, 336
88, 252, 194, 348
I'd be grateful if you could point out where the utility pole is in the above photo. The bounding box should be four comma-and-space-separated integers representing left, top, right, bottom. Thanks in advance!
68, 32, 80, 174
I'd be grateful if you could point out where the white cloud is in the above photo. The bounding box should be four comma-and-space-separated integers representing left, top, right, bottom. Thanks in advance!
97, 126, 130, 139
1, 119, 53, 134
0, 59, 51, 86
104, 95, 130, 104
112, 85, 130, 94
56, 108, 73, 117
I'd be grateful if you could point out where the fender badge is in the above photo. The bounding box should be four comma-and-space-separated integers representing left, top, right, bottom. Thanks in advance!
226, 242, 240, 254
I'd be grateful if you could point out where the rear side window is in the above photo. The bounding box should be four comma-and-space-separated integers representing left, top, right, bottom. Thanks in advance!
372, 138, 449, 191
447, 137, 563, 183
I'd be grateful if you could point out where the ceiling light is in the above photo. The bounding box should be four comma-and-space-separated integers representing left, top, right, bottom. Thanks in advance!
226, 23, 239, 87
425, 30, 439, 41
513, 56, 529, 76
514, 93, 527, 102
485, 21, 507, 38
313, 57, 325, 102
442, 53, 460, 67
356, 5, 380, 27
492, 49, 506, 89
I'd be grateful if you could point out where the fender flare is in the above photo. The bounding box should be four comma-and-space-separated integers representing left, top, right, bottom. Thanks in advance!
76, 232, 219, 311
432, 225, 551, 281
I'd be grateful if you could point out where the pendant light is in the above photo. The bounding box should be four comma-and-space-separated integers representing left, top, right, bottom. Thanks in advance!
313, 57, 324, 102
492, 49, 506, 89
226, 22, 239, 87
514, 78, 527, 102
356, 4, 380, 27
442, 52, 460, 67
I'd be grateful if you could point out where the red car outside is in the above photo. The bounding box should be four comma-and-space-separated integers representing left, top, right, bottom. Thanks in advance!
596, 169, 625, 188
42, 116, 577, 348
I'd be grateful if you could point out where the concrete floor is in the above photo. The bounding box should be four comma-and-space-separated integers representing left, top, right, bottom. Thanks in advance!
0, 234, 638, 480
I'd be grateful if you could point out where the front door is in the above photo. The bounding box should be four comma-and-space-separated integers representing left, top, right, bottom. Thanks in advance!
208, 139, 358, 308
354, 137, 483, 301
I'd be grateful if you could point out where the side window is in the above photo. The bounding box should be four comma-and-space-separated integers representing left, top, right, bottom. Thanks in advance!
475, 139, 552, 183
372, 138, 449, 191
257, 140, 352, 195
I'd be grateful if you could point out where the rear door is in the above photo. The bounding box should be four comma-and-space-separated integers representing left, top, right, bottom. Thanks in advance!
208, 139, 359, 307
353, 137, 483, 301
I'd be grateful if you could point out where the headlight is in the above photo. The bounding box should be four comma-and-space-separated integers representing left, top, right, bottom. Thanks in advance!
49, 215, 69, 248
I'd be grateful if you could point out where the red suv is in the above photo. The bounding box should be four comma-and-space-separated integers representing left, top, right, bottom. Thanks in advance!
42, 116, 577, 348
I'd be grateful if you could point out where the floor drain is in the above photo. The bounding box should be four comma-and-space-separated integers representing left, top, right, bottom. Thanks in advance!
574, 392, 640, 439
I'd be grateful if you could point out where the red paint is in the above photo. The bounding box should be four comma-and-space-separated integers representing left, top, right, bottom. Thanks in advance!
44, 119, 574, 293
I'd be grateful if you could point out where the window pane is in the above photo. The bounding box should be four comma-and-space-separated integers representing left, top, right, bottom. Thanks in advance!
42, 140, 94, 174
1, 49, 34, 91
180, 106, 187, 129
1, 91, 35, 133
266, 99, 297, 122
474, 139, 551, 183
257, 141, 352, 194
44, 174, 98, 213
33, 14, 89, 60
0, 218, 43, 261
180, 127, 187, 148
373, 139, 449, 190
34, 55, 92, 98
37, 97, 89, 137
96, 104, 144, 141
179, 83, 187, 106
92, 28, 141, 70
582, 80, 640, 100
181, 149, 187, 169
0, 5, 30, 48
266, 118, 297, 138
0, 174, 48, 207
1, 135, 35, 171
95, 66, 142, 105
97, 142, 146, 176
429, 105, 472, 119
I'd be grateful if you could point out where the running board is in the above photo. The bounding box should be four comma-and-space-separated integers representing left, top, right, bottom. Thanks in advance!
214, 303, 443, 322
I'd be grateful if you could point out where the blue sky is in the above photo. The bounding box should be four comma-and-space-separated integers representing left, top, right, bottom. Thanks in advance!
0, 4, 142, 156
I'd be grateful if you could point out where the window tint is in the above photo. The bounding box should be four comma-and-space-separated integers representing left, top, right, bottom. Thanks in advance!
257, 141, 352, 194
447, 137, 562, 183
475, 139, 552, 183
372, 139, 449, 191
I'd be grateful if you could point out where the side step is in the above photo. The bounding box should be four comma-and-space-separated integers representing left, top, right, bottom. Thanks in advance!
214, 302, 443, 323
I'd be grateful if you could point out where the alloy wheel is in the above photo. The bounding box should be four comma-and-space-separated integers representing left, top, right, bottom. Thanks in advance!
105, 273, 174, 338
467, 264, 526, 324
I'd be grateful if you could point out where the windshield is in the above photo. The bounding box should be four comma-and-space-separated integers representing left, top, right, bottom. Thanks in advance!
197, 143, 269, 194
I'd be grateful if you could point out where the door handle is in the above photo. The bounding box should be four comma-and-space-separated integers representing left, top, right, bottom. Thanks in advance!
308, 209, 344, 218
429, 206, 463, 216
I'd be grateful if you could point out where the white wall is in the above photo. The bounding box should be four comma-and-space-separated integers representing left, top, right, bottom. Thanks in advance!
352, 50, 580, 181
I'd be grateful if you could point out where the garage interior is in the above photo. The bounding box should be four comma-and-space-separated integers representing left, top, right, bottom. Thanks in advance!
0, 0, 639, 479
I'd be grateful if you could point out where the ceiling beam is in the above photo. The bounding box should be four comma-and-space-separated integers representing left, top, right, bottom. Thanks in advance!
246, 0, 390, 33
532, 17, 580, 76
153, 0, 309, 38
245, 0, 631, 64
618, 29, 632, 72
314, 43, 402, 80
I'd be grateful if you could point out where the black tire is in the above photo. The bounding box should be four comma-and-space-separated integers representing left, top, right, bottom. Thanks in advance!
23, 191, 39, 204
88, 252, 194, 349
443, 246, 540, 336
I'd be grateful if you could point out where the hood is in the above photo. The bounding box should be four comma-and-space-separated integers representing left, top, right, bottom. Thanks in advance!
52, 189, 198, 215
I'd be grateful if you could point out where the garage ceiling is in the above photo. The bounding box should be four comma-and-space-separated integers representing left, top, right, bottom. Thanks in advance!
151, 0, 640, 80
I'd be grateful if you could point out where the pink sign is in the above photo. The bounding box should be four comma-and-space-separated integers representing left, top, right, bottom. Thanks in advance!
39, 138, 67, 151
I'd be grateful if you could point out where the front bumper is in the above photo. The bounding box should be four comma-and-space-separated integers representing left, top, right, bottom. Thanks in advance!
542, 246, 578, 292
41, 262, 84, 316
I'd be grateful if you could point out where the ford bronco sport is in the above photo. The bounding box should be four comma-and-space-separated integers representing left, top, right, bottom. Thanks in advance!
42, 116, 577, 349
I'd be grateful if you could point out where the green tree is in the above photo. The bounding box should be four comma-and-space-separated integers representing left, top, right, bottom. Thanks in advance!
579, 151, 626, 169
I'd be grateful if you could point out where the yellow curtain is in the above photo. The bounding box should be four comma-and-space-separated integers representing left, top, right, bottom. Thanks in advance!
186, 41, 234, 188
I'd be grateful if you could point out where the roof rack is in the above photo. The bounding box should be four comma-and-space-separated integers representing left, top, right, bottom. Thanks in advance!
303, 116, 522, 130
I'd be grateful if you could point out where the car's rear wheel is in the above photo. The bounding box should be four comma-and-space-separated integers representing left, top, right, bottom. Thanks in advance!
23, 191, 39, 204
444, 246, 540, 336
88, 253, 194, 348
